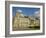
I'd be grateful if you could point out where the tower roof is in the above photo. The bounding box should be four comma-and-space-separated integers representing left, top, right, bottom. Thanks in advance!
16, 9, 22, 13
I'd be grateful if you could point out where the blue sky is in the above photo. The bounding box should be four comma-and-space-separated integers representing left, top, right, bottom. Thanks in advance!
12, 7, 40, 16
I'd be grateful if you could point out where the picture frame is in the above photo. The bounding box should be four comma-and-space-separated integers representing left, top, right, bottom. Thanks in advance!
5, 1, 45, 37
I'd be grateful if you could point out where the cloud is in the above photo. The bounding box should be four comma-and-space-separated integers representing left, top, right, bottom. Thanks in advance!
35, 10, 40, 14
16, 9, 22, 13
34, 10, 40, 17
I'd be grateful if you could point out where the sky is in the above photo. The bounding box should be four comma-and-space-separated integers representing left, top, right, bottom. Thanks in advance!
12, 7, 40, 16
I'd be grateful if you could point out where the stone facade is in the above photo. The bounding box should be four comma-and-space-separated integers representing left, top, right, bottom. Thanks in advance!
13, 12, 30, 28
13, 12, 40, 29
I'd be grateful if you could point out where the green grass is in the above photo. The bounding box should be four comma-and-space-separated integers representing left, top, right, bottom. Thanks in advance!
12, 26, 40, 31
